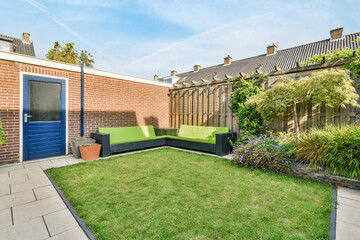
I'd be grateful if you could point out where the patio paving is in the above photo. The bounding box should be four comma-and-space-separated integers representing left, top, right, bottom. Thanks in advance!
0, 155, 88, 240
336, 186, 360, 240
0, 148, 359, 239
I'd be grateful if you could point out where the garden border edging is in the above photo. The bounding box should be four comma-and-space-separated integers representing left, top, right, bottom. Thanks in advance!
329, 186, 337, 240
290, 163, 360, 189
44, 171, 97, 240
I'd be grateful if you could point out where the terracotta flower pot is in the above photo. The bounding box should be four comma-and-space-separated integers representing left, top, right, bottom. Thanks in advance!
70, 139, 96, 158
79, 143, 101, 161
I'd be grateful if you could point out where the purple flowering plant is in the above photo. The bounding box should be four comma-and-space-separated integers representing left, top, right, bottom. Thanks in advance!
232, 131, 294, 173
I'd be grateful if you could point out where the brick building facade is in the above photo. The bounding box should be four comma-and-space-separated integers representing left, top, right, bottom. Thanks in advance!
0, 52, 171, 165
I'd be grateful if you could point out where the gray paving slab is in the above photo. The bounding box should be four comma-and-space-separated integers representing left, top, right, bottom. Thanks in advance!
49, 155, 75, 161
338, 187, 360, 201
47, 158, 70, 164
0, 208, 12, 229
338, 196, 360, 208
0, 217, 49, 240
46, 226, 88, 240
42, 161, 69, 170
0, 164, 24, 173
65, 159, 84, 165
0, 184, 10, 197
23, 160, 52, 169
337, 204, 360, 227
33, 185, 58, 200
336, 187, 360, 240
9, 166, 43, 178
0, 190, 35, 210
2, 173, 28, 185
43, 209, 79, 236
336, 220, 360, 240
0, 172, 8, 181
10, 176, 51, 194
12, 195, 66, 225
27, 170, 48, 180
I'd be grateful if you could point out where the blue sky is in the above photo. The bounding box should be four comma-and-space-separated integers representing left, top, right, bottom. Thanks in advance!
1, 0, 360, 79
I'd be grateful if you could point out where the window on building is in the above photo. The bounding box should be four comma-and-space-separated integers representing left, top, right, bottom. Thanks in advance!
164, 77, 173, 84
0, 40, 11, 52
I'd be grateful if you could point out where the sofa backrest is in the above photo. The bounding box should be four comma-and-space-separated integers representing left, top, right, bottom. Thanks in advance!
178, 125, 229, 142
98, 126, 156, 144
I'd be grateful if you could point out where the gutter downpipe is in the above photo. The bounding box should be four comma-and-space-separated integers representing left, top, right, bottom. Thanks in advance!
80, 64, 84, 137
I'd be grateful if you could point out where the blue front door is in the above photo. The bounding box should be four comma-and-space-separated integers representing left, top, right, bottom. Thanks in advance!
23, 75, 66, 161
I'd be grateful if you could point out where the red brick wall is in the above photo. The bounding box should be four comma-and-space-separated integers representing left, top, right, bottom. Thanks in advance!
0, 60, 21, 164
0, 60, 169, 164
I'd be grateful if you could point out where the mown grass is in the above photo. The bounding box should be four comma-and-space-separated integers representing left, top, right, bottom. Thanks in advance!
47, 148, 333, 240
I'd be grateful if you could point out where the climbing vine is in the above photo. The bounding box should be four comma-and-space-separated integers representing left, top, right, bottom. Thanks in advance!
230, 76, 265, 143
303, 37, 360, 77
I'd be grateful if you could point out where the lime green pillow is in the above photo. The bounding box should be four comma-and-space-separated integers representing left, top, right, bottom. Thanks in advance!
178, 125, 229, 143
99, 126, 156, 144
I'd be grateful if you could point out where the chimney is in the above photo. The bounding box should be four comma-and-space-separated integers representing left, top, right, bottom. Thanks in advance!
154, 74, 159, 81
224, 55, 232, 65
171, 70, 177, 76
267, 43, 277, 55
194, 65, 201, 72
23, 32, 30, 43
330, 27, 343, 40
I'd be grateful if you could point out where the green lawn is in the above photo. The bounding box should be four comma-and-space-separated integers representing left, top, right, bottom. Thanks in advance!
47, 148, 333, 240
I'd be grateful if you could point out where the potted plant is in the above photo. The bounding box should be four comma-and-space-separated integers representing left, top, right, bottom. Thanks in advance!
0, 121, 7, 148
70, 136, 95, 158
79, 143, 101, 161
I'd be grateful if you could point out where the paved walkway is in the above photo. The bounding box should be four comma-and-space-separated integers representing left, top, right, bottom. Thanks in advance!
336, 186, 360, 240
0, 150, 360, 240
0, 156, 88, 240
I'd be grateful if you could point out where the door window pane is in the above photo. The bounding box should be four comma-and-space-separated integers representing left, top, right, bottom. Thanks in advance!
30, 81, 61, 121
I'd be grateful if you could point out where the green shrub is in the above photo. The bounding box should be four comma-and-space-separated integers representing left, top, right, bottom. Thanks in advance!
290, 129, 329, 166
292, 124, 360, 178
232, 133, 293, 173
0, 121, 7, 147
230, 76, 266, 142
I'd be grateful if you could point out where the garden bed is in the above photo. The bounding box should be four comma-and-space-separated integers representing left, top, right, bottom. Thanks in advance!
47, 148, 333, 239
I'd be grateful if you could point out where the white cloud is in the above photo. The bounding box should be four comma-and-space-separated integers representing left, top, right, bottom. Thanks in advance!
23, 0, 107, 58
115, 0, 339, 78
16, 0, 360, 80
136, 0, 249, 32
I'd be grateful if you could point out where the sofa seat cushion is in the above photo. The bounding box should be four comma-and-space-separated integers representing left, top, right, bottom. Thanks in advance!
177, 125, 229, 144
166, 135, 214, 144
110, 135, 166, 144
99, 126, 159, 145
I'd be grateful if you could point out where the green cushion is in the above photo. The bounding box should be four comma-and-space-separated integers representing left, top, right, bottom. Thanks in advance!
177, 125, 229, 144
110, 135, 167, 144
98, 126, 157, 144
166, 135, 215, 144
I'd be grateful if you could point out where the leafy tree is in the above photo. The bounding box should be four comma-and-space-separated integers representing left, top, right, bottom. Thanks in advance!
230, 76, 265, 142
78, 50, 94, 67
46, 41, 94, 67
246, 70, 359, 137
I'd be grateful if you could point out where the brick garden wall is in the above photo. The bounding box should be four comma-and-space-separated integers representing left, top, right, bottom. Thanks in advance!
0, 60, 21, 164
0, 59, 170, 165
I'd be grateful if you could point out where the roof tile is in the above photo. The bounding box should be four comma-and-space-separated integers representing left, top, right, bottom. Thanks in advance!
170, 32, 360, 85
